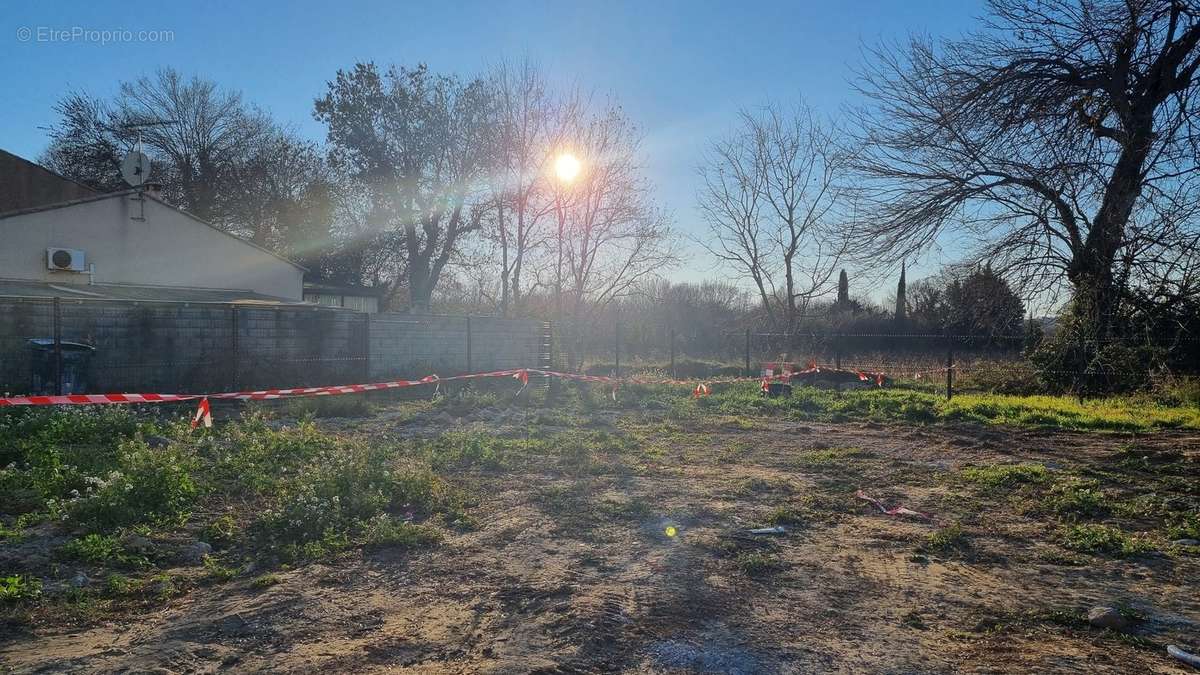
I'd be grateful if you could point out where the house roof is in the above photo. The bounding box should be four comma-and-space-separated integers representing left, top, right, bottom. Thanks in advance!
0, 189, 308, 273
0, 278, 326, 306
303, 281, 388, 297
0, 149, 98, 214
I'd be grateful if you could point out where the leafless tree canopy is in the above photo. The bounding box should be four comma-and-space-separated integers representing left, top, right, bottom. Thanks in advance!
697, 102, 850, 333
850, 0, 1200, 338
558, 103, 677, 327
485, 60, 580, 316
42, 68, 328, 248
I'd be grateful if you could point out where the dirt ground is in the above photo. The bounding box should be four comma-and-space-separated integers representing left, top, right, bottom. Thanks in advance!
3, 405, 1199, 674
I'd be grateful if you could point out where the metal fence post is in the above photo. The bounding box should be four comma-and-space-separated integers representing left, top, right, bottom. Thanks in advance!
53, 297, 62, 396
946, 346, 954, 400
669, 327, 676, 379
545, 320, 557, 395
1076, 329, 1087, 402
466, 316, 473, 374
230, 305, 239, 390
362, 312, 372, 382
614, 316, 621, 379
745, 328, 751, 377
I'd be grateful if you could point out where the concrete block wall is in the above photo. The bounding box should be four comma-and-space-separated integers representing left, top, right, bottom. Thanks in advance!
464, 316, 546, 372
368, 315, 544, 380
0, 298, 53, 395
0, 298, 543, 395
233, 307, 367, 389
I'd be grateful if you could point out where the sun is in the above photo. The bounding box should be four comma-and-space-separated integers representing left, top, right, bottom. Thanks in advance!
554, 153, 581, 183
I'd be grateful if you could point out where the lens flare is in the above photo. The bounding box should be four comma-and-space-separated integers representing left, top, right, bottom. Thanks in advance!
554, 153, 581, 183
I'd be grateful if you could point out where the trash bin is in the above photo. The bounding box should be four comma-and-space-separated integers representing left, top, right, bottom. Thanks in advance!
28, 339, 96, 395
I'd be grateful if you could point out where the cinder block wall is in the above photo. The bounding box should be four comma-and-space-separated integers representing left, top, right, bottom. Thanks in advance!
0, 298, 543, 395
368, 315, 543, 380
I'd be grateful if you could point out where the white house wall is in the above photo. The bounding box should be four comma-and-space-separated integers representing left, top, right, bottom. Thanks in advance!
0, 195, 303, 300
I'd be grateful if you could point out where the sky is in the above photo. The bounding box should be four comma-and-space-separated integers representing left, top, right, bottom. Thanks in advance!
1, 0, 988, 298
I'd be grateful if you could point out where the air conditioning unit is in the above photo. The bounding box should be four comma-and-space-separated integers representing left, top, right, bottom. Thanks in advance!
47, 247, 87, 272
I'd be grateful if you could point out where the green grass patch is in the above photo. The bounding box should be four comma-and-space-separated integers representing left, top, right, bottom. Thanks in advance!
280, 395, 372, 419
57, 534, 131, 566
677, 382, 1200, 431
766, 506, 807, 526
1165, 512, 1200, 541
252, 443, 459, 561
102, 573, 136, 596
363, 517, 443, 550
202, 556, 238, 582
960, 463, 1049, 489
918, 523, 970, 554
1043, 479, 1110, 520
251, 573, 281, 589
736, 551, 785, 577
942, 394, 1200, 431
1061, 524, 1154, 557
794, 447, 868, 466
597, 496, 653, 521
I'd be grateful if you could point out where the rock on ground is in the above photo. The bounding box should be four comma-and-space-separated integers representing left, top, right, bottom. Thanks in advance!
1087, 606, 1128, 630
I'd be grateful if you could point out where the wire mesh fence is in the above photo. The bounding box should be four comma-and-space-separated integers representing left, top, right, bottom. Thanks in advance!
4, 294, 1195, 401
561, 316, 1200, 399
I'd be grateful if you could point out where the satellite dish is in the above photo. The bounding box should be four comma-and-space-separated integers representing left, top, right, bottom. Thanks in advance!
120, 150, 152, 187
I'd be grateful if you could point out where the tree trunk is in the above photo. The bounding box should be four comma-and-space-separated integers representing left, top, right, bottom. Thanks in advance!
498, 201, 510, 317
1069, 122, 1152, 342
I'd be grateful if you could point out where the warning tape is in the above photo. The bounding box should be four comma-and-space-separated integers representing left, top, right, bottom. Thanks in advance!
0, 370, 517, 407
0, 365, 879, 408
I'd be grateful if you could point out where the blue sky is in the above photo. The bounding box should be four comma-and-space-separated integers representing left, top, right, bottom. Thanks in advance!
2, 0, 986, 296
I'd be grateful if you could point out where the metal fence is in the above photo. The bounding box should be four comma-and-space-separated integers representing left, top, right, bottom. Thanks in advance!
563, 318, 1200, 398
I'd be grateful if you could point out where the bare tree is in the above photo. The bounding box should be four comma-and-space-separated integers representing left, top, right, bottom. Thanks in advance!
558, 103, 678, 368
42, 68, 283, 228
224, 131, 331, 249
850, 0, 1200, 343
697, 102, 850, 334
486, 60, 580, 316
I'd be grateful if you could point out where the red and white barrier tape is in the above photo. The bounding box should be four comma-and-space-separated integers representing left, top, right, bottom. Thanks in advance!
855, 489, 931, 520
0, 370, 520, 407
0, 364, 880, 408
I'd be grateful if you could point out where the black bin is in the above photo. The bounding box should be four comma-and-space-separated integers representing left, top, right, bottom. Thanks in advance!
28, 339, 96, 395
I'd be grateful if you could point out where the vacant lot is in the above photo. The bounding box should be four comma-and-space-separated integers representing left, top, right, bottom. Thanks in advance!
2, 384, 1199, 673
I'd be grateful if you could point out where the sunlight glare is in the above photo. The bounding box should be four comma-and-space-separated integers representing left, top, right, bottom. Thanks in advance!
554, 153, 581, 183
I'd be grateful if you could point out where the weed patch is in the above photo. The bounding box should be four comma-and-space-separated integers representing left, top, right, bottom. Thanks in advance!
795, 447, 868, 466
251, 573, 281, 589
919, 523, 970, 554
281, 396, 372, 419
1061, 524, 1154, 557
736, 551, 785, 577
0, 574, 42, 603
1043, 479, 1110, 520
363, 517, 442, 550
57, 534, 140, 567
202, 557, 238, 582
960, 463, 1049, 489
766, 506, 806, 526
253, 443, 458, 561
64, 442, 197, 533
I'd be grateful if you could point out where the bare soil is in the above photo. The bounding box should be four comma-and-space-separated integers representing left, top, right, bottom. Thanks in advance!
3, 408, 1199, 674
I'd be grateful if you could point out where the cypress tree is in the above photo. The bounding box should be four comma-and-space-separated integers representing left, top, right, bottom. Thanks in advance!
836, 269, 849, 310
895, 262, 907, 326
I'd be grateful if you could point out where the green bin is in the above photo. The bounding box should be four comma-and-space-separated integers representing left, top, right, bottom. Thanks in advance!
28, 339, 96, 395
